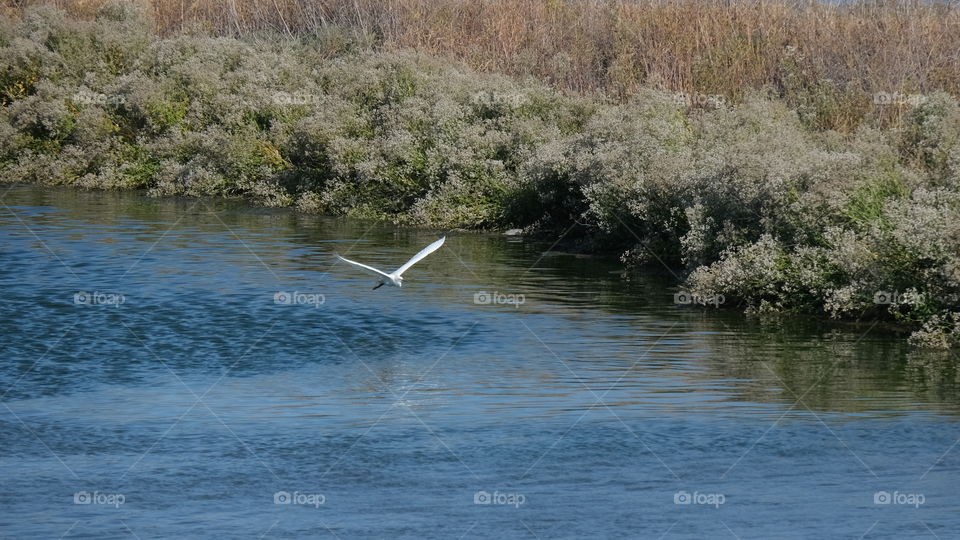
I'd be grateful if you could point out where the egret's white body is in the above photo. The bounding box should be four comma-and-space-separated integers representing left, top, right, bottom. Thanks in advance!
336, 237, 446, 289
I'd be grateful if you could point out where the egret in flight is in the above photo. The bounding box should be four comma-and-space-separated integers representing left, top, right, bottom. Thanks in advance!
336, 237, 446, 290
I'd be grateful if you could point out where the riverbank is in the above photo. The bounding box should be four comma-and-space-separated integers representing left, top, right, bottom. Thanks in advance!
2, 4, 958, 347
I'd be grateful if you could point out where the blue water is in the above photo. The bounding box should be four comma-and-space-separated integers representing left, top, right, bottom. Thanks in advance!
0, 185, 958, 539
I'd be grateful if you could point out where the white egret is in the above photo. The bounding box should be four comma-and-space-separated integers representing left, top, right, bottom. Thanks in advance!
335, 237, 446, 290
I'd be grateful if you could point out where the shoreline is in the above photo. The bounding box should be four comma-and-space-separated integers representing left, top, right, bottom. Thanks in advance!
1, 180, 939, 348
2, 4, 958, 348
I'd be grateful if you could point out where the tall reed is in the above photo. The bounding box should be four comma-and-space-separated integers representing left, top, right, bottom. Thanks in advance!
7, 0, 959, 130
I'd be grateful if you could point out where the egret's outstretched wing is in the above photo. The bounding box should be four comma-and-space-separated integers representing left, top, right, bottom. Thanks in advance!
336, 254, 391, 279
393, 237, 446, 277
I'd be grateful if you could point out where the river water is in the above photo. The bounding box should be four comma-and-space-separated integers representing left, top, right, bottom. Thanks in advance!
0, 184, 957, 538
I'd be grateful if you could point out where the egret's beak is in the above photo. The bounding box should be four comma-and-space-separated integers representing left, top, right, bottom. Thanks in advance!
372, 282, 385, 290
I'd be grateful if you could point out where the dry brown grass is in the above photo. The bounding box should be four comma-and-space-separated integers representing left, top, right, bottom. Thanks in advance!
7, 0, 960, 129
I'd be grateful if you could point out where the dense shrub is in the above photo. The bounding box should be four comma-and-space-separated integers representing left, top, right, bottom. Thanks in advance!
1, 5, 958, 347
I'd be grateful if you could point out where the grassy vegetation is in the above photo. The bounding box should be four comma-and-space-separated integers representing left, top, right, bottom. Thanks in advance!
1, 3, 959, 347
9, 0, 960, 131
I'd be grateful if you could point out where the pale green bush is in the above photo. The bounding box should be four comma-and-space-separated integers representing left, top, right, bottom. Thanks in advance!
899, 93, 960, 180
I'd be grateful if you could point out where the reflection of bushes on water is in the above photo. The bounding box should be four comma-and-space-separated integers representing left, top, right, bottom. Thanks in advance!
904, 351, 960, 392
1, 3, 958, 347
698, 323, 960, 414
